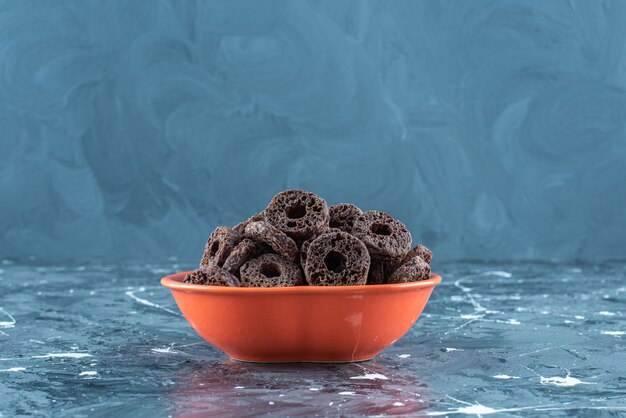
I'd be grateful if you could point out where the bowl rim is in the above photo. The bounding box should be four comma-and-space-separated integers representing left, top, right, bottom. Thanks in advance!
161, 271, 441, 294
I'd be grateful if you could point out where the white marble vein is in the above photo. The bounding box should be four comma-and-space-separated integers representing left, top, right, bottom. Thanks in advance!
32, 353, 93, 359
151, 346, 182, 354
0, 367, 26, 372
481, 271, 512, 278
540, 375, 593, 387
125, 287, 181, 316
349, 373, 389, 381
79, 371, 98, 376
601, 331, 624, 336
0, 307, 16, 336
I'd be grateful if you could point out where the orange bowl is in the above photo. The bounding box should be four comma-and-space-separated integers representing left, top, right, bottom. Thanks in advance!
161, 272, 441, 363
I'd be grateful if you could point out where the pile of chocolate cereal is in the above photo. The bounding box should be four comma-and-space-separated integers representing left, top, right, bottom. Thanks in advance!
184, 190, 432, 287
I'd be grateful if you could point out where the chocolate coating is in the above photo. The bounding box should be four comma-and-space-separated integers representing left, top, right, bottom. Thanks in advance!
244, 221, 299, 261
367, 258, 385, 285
200, 227, 243, 268
222, 238, 265, 275
233, 212, 265, 235
264, 189, 329, 241
388, 255, 431, 283
352, 211, 411, 261
329, 203, 363, 233
184, 266, 240, 287
305, 230, 370, 286
299, 227, 342, 270
404, 243, 433, 265
240, 253, 304, 287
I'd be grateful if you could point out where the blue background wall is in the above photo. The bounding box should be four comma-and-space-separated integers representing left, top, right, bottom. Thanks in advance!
1, 0, 625, 261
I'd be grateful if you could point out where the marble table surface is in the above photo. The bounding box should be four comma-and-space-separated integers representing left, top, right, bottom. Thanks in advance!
0, 259, 625, 417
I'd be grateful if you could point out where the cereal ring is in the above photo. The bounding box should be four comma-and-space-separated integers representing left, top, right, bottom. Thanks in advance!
244, 221, 298, 261
200, 227, 243, 268
240, 253, 304, 287
304, 230, 370, 286
351, 211, 411, 261
381, 256, 404, 280
184, 266, 240, 287
403, 243, 432, 265
329, 203, 363, 232
367, 258, 385, 285
299, 228, 342, 269
264, 189, 329, 241
367, 255, 405, 284
388, 256, 431, 283
222, 238, 265, 275
233, 212, 265, 235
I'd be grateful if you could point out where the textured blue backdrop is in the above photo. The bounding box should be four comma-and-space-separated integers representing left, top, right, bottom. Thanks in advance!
1, 0, 625, 261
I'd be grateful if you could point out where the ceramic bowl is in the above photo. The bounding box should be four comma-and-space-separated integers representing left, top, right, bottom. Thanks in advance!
161, 272, 441, 363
